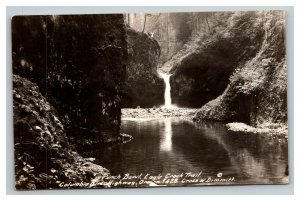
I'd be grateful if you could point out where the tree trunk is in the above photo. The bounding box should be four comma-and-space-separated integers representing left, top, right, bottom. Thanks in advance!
205, 17, 211, 33
196, 16, 199, 33
142, 14, 147, 33
127, 13, 130, 25
166, 13, 170, 55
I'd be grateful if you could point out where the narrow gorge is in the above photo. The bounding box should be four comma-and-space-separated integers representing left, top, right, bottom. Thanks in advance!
12, 11, 289, 189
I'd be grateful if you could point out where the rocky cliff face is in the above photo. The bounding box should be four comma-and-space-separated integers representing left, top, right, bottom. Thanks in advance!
193, 11, 287, 129
13, 75, 110, 189
162, 11, 266, 108
122, 27, 164, 108
12, 15, 128, 148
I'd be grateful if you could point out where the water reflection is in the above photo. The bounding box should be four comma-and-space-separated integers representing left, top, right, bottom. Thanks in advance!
160, 119, 172, 152
193, 121, 288, 183
89, 119, 288, 185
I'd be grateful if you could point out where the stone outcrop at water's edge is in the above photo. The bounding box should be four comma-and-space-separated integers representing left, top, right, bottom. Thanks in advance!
122, 108, 197, 120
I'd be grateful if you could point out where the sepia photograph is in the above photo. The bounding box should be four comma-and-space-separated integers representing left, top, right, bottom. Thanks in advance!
12, 10, 288, 190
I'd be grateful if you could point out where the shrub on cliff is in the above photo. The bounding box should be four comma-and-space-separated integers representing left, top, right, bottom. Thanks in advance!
13, 75, 110, 189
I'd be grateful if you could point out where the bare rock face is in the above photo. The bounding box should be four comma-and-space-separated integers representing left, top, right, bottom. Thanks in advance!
12, 15, 128, 148
167, 11, 266, 108
193, 11, 287, 128
122, 27, 164, 108
13, 75, 110, 190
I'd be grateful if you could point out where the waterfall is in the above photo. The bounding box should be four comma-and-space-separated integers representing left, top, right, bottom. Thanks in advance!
158, 72, 176, 109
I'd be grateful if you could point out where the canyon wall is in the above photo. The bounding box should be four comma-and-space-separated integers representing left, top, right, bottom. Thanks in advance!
192, 11, 287, 128
122, 27, 164, 108
163, 11, 266, 108
12, 15, 128, 148
12, 14, 129, 189
159, 11, 287, 129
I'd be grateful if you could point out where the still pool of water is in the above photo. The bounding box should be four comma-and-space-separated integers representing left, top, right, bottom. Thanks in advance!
91, 119, 288, 186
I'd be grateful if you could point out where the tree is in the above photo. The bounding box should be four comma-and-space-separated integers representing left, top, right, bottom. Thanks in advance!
142, 13, 152, 33
169, 13, 192, 43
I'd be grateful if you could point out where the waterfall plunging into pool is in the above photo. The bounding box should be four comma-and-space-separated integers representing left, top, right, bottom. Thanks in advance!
158, 71, 176, 109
